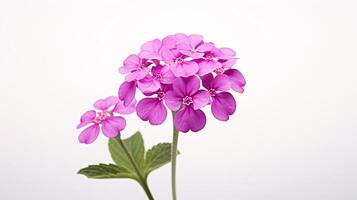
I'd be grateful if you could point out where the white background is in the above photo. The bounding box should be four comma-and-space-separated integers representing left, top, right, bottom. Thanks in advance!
0, 0, 356, 199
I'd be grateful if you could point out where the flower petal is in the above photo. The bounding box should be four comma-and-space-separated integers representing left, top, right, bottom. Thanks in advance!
94, 96, 119, 111
201, 73, 214, 90
161, 35, 177, 50
170, 61, 199, 77
188, 34, 203, 48
197, 42, 214, 52
174, 106, 206, 132
139, 39, 162, 60
192, 90, 210, 110
137, 76, 161, 93
118, 81, 136, 106
197, 60, 221, 76
102, 120, 119, 138
104, 116, 126, 136
77, 110, 96, 129
172, 76, 200, 97
136, 98, 167, 125
119, 54, 140, 74
160, 67, 175, 84
78, 124, 100, 144
164, 91, 182, 111
212, 75, 231, 91
220, 47, 236, 58
221, 58, 237, 69
224, 69, 246, 93
175, 33, 190, 45
211, 92, 236, 121
113, 99, 136, 114
125, 67, 150, 82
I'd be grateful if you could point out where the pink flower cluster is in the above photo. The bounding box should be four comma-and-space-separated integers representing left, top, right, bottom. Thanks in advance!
77, 33, 245, 143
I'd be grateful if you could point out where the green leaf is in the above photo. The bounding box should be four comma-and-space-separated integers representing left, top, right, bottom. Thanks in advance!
108, 131, 145, 172
79, 131, 180, 183
77, 163, 135, 179
145, 143, 178, 175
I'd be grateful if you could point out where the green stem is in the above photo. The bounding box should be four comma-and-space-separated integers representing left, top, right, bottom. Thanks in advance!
171, 112, 179, 200
116, 135, 154, 200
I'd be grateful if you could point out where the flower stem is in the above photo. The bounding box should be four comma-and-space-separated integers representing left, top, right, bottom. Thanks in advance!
116, 135, 154, 200
171, 112, 179, 200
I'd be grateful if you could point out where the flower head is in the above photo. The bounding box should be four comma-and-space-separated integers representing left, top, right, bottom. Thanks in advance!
78, 33, 246, 143
115, 33, 245, 132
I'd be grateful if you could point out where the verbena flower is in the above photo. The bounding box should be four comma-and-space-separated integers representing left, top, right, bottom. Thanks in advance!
77, 96, 128, 144
165, 76, 210, 132
78, 33, 246, 143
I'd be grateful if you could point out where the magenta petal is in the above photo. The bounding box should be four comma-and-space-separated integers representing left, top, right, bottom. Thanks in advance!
221, 58, 237, 69
175, 33, 190, 44
77, 110, 96, 129
118, 81, 136, 106
220, 47, 236, 57
125, 67, 150, 82
188, 34, 203, 48
174, 106, 206, 133
102, 120, 119, 138
192, 90, 210, 110
78, 124, 100, 144
197, 60, 221, 76
136, 98, 167, 125
201, 73, 214, 90
170, 61, 199, 77
113, 99, 136, 114
212, 75, 231, 91
139, 39, 162, 60
119, 54, 140, 74
197, 42, 214, 52
107, 116, 126, 132
176, 43, 191, 52
137, 76, 160, 93
103, 116, 126, 137
161, 35, 177, 50
164, 91, 182, 111
161, 48, 176, 64
161, 68, 175, 84
172, 76, 200, 97
94, 96, 119, 111
224, 69, 246, 93
211, 92, 236, 121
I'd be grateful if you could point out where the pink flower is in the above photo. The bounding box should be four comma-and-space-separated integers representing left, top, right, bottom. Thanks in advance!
119, 54, 152, 81
202, 74, 236, 121
175, 33, 213, 59
77, 96, 126, 144
165, 76, 210, 132
136, 84, 172, 125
